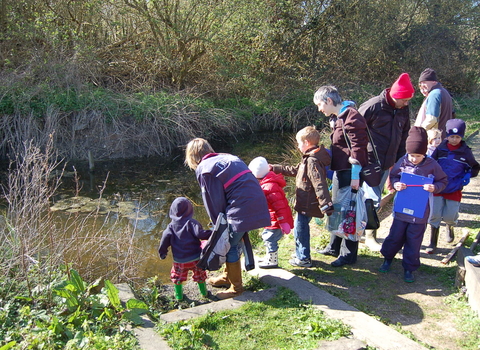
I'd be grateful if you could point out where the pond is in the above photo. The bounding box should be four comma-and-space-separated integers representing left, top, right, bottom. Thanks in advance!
49, 131, 296, 284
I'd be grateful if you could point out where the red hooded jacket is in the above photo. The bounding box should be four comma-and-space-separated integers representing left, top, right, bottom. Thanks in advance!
259, 171, 294, 231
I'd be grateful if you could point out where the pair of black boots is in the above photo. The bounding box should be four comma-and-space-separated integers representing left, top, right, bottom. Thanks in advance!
426, 225, 454, 254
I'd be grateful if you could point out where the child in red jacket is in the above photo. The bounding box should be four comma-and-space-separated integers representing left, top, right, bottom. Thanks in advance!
249, 156, 294, 268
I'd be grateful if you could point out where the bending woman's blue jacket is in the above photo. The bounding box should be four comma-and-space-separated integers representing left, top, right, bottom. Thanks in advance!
195, 152, 270, 266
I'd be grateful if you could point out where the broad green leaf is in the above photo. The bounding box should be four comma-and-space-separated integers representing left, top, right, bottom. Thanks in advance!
49, 316, 64, 335
54, 289, 79, 310
0, 341, 17, 350
14, 296, 32, 302
104, 280, 121, 310
126, 298, 148, 312
122, 310, 144, 326
69, 269, 85, 293
101, 307, 115, 320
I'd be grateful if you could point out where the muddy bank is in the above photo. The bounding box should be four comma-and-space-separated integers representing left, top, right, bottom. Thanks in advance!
0, 106, 318, 162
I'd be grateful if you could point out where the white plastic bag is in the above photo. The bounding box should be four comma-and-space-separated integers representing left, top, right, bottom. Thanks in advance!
326, 187, 367, 241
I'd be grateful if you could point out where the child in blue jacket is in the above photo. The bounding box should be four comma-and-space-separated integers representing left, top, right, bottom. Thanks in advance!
158, 197, 212, 300
427, 119, 480, 253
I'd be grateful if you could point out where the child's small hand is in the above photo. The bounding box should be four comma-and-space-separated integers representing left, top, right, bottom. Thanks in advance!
463, 172, 471, 186
160, 254, 167, 260
394, 182, 406, 191
423, 184, 435, 192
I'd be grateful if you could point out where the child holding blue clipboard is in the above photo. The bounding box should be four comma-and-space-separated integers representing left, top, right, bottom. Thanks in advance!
379, 127, 447, 282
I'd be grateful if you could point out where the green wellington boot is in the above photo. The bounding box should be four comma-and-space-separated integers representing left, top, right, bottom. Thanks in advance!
174, 283, 183, 301
197, 282, 208, 297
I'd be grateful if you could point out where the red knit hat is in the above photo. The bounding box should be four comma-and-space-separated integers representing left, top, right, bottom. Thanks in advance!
390, 73, 415, 99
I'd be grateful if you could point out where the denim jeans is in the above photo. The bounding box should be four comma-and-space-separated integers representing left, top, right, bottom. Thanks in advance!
226, 229, 245, 263
370, 169, 390, 207
294, 212, 312, 261
261, 228, 283, 253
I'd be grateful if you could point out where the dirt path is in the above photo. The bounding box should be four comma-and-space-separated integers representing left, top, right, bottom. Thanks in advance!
309, 130, 480, 350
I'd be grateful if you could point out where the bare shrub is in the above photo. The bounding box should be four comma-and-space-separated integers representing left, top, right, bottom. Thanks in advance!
0, 136, 145, 292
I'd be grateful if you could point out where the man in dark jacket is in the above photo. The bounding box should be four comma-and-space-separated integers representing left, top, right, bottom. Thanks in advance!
358, 73, 415, 249
415, 68, 453, 139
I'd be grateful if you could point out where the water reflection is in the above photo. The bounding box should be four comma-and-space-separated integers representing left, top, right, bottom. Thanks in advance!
51, 132, 295, 283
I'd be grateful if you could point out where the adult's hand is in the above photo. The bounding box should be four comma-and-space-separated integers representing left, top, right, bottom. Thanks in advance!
350, 179, 360, 190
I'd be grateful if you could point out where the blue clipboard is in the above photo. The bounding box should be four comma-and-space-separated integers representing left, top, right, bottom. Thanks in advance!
393, 172, 433, 218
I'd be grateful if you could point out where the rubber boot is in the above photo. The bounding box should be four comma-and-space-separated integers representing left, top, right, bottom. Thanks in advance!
379, 258, 393, 273
259, 251, 278, 269
404, 269, 415, 283
207, 265, 230, 288
174, 283, 183, 301
446, 225, 454, 243
365, 229, 381, 252
426, 226, 439, 254
216, 261, 244, 300
197, 282, 208, 297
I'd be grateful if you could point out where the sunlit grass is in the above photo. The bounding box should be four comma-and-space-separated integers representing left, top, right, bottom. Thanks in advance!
158, 287, 351, 350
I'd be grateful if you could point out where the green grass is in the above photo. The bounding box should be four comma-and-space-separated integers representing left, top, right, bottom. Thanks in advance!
445, 293, 480, 349
158, 287, 351, 350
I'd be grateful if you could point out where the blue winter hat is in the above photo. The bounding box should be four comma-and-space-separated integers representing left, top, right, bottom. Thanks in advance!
446, 119, 466, 138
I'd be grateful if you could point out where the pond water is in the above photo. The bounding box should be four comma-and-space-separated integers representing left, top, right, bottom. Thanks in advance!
51, 131, 296, 284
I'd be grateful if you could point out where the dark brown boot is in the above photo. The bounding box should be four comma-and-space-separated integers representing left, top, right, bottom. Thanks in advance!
446, 225, 454, 243
426, 226, 439, 254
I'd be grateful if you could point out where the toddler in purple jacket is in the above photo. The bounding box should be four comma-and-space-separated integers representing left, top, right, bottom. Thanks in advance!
158, 197, 212, 300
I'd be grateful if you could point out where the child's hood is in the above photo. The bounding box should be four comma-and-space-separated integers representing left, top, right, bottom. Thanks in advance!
306, 145, 331, 167
261, 171, 286, 188
169, 197, 194, 222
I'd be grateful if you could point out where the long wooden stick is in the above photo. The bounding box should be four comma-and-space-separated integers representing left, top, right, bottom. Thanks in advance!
441, 230, 470, 264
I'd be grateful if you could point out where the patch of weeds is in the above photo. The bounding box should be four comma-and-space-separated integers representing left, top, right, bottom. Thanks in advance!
132, 276, 177, 317
419, 264, 457, 291
158, 287, 351, 350
243, 273, 269, 292
444, 293, 480, 349
0, 266, 143, 349
247, 228, 264, 249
